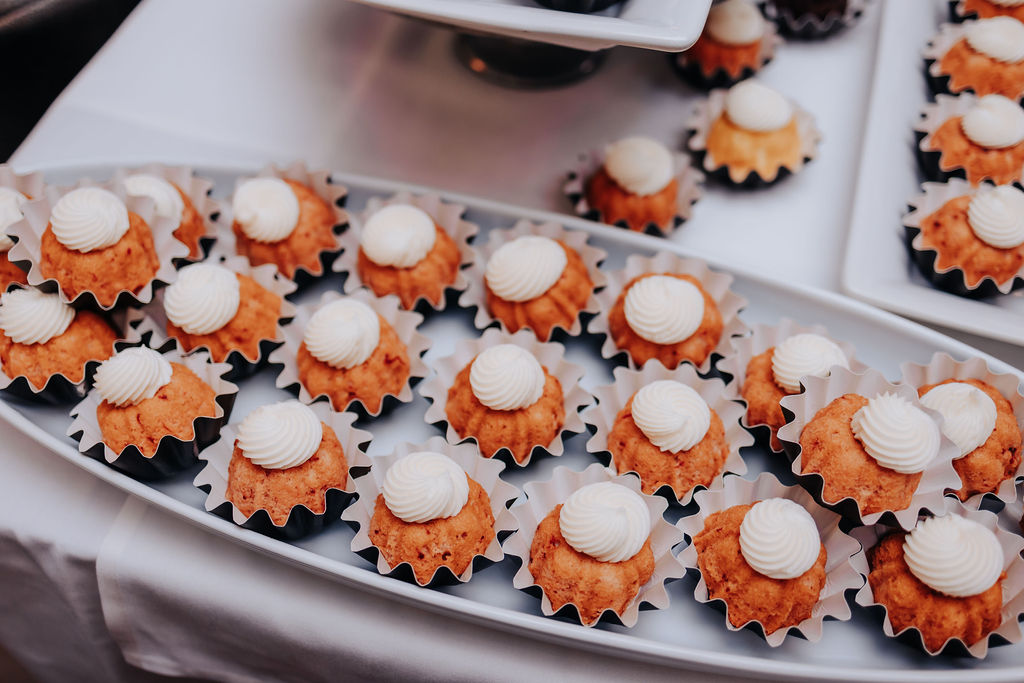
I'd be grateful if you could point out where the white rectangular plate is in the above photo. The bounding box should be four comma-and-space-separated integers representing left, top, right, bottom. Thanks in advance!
8, 165, 1024, 681
843, 0, 1024, 347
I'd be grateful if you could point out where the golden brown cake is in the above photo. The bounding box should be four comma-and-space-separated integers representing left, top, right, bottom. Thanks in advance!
171, 182, 207, 260
96, 362, 217, 457
687, 35, 763, 81
742, 347, 791, 450
937, 38, 1024, 101
167, 273, 282, 362
707, 113, 803, 182
585, 167, 679, 233
0, 310, 117, 388
226, 420, 348, 526
357, 224, 461, 309
608, 273, 723, 368
962, 0, 1024, 21
926, 116, 1024, 185
694, 504, 826, 634
369, 476, 495, 584
528, 504, 655, 623
0, 253, 27, 290
868, 531, 1003, 650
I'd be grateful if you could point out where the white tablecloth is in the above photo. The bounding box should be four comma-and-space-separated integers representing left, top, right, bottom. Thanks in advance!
4, 0, 1022, 680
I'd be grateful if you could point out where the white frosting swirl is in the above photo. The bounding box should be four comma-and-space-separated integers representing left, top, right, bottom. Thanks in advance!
232, 178, 300, 243
360, 204, 437, 268
903, 515, 1004, 598
624, 275, 705, 345
50, 187, 130, 253
725, 81, 794, 133
123, 174, 184, 229
469, 344, 545, 411
0, 288, 74, 344
739, 498, 821, 580
967, 184, 1024, 248
484, 236, 567, 302
920, 382, 998, 456
163, 263, 241, 335
961, 94, 1024, 148
93, 347, 173, 408
850, 392, 942, 474
631, 380, 711, 453
966, 17, 1024, 63
706, 0, 766, 45
558, 482, 651, 563
771, 333, 850, 394
381, 451, 470, 523
0, 187, 27, 251
236, 400, 323, 470
603, 137, 675, 197
303, 299, 380, 370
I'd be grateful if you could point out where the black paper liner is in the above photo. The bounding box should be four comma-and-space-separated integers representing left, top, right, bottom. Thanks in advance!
903, 224, 1023, 298
670, 57, 771, 90
535, 0, 620, 11
763, 0, 867, 39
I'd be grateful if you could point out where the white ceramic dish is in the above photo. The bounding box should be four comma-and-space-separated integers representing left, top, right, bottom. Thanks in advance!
346, 0, 712, 51
842, 0, 1024, 348
7, 165, 1024, 681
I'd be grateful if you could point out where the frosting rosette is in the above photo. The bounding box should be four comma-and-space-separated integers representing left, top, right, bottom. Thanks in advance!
469, 343, 545, 411
50, 187, 130, 253
624, 275, 705, 345
630, 379, 711, 453
903, 514, 1003, 597
359, 204, 436, 268
850, 392, 942, 474
725, 81, 793, 132
123, 173, 184, 230
303, 298, 380, 369
961, 94, 1024, 149
232, 177, 300, 243
738, 498, 821, 580
966, 17, 1024, 64
920, 382, 998, 456
603, 137, 674, 197
0, 288, 74, 345
163, 262, 241, 335
484, 235, 567, 302
967, 184, 1024, 248
558, 481, 651, 563
706, 0, 765, 45
0, 187, 27, 251
381, 451, 470, 523
771, 333, 849, 393
236, 400, 323, 470
94, 347, 173, 408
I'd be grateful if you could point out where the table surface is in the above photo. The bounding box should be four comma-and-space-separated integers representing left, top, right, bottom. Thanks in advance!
5, 0, 1023, 681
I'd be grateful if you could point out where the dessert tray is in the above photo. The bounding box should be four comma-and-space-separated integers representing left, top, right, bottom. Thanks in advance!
346, 0, 713, 52
843, 0, 1024, 347
7, 164, 1024, 681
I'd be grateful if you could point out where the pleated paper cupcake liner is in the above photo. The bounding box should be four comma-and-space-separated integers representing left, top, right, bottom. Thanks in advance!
67, 344, 238, 480
716, 318, 868, 452
676, 472, 864, 646
777, 366, 963, 528
333, 191, 477, 312
502, 462, 685, 627
419, 327, 590, 467
194, 401, 371, 540
588, 251, 749, 374
340, 436, 519, 586
669, 21, 783, 89
268, 289, 430, 418
763, 0, 869, 38
0, 165, 46, 209
563, 149, 703, 236
582, 361, 752, 504
121, 254, 297, 381
686, 88, 821, 186
899, 352, 1024, 508
851, 497, 1024, 658
459, 220, 607, 340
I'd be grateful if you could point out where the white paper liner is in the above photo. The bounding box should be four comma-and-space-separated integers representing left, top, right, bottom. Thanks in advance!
676, 472, 864, 646
267, 289, 430, 416
214, 161, 347, 280
459, 220, 608, 340
562, 149, 703, 235
120, 254, 298, 365
502, 462, 685, 627
340, 436, 519, 585
850, 496, 1024, 658
110, 163, 221, 260
899, 352, 1024, 508
582, 361, 752, 504
763, 0, 869, 37
7, 180, 189, 310
777, 366, 963, 528
686, 88, 821, 185
418, 327, 590, 467
588, 252, 749, 374
333, 191, 477, 311
67, 344, 238, 470
194, 401, 372, 529
0, 165, 46, 207
673, 19, 784, 82
903, 178, 1024, 294
716, 318, 869, 453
